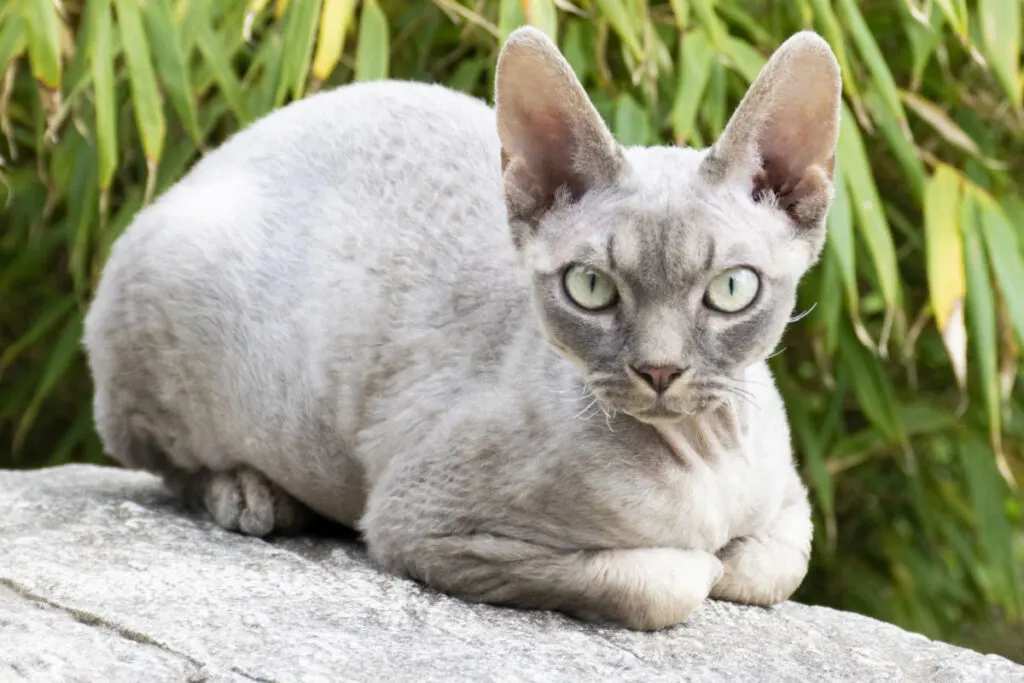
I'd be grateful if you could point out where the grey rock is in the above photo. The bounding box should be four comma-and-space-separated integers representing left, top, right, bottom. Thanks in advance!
0, 465, 1020, 683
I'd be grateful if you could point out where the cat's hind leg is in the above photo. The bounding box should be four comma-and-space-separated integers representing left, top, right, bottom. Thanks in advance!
172, 466, 311, 537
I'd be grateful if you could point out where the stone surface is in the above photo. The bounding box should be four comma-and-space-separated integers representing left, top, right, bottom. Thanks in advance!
1, 465, 1020, 683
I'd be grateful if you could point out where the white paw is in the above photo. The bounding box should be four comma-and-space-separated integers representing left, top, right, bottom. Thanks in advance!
710, 536, 808, 605
598, 547, 723, 630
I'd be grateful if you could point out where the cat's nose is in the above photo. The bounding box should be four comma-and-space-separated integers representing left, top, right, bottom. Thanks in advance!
632, 364, 684, 394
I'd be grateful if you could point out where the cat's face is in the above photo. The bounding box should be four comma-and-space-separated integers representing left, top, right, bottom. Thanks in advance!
496, 28, 841, 422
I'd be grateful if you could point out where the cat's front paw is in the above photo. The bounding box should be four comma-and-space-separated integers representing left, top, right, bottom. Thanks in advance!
709, 536, 808, 606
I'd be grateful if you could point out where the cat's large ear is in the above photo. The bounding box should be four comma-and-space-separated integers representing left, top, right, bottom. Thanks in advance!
496, 27, 624, 242
700, 31, 841, 233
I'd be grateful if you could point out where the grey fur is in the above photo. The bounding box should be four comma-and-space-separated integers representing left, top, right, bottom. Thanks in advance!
83, 28, 842, 630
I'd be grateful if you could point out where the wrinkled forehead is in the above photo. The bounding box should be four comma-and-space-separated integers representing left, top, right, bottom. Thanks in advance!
563, 186, 787, 292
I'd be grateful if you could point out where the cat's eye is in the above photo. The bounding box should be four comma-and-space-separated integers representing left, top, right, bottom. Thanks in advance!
563, 265, 618, 311
704, 267, 760, 313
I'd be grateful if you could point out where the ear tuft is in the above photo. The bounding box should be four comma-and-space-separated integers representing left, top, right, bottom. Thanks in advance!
495, 26, 623, 244
701, 31, 842, 232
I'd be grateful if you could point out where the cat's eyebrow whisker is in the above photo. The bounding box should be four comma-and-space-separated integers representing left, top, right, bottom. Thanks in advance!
788, 302, 817, 323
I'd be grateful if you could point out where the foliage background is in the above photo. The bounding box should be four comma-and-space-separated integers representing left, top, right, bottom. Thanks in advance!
1, 0, 1022, 662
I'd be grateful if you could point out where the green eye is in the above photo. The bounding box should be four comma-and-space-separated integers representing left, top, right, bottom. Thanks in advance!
563, 265, 619, 311
704, 267, 760, 313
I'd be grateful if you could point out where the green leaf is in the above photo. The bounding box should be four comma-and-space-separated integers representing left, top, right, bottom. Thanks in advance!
671, 30, 714, 145
690, 0, 728, 51
924, 164, 966, 390
14, 311, 85, 452
498, 0, 525, 43
354, 0, 389, 82
0, 295, 76, 377
978, 0, 1022, 108
720, 34, 765, 83
196, 20, 250, 125
0, 15, 27, 71
613, 94, 651, 146
114, 0, 166, 165
837, 0, 908, 136
525, 0, 558, 40
958, 435, 1022, 613
20, 0, 63, 89
89, 0, 118, 190
593, 0, 642, 59
274, 0, 322, 105
837, 103, 902, 327
978, 194, 1024, 348
962, 190, 1001, 457
838, 324, 905, 446
142, 0, 202, 144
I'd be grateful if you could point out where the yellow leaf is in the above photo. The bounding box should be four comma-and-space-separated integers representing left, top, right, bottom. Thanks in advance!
924, 164, 966, 389
312, 0, 357, 82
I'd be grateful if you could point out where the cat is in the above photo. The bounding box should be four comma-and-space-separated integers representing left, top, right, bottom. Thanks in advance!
83, 26, 842, 630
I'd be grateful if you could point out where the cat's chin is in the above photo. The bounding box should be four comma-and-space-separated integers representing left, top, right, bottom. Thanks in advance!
623, 403, 716, 425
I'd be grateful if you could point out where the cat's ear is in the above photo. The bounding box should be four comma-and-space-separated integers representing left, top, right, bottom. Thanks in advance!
700, 31, 842, 232
495, 27, 624, 238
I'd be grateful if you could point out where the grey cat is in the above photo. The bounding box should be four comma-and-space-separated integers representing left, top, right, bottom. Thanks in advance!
83, 27, 842, 630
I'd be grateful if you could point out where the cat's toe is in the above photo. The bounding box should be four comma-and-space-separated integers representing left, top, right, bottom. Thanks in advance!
202, 467, 307, 537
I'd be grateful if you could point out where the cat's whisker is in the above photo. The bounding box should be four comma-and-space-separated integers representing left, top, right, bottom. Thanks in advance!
572, 398, 600, 421
765, 346, 787, 361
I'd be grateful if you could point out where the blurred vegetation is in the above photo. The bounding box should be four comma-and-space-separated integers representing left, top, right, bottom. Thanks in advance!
1, 0, 1023, 662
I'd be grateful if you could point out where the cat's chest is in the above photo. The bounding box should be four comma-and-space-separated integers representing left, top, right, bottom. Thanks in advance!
575, 425, 780, 552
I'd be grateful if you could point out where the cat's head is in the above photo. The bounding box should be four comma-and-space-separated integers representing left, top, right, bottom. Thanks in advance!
495, 27, 841, 423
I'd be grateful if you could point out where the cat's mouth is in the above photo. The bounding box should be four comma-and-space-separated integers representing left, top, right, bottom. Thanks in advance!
588, 384, 725, 424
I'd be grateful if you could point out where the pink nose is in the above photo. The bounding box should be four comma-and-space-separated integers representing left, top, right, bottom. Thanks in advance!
633, 365, 684, 394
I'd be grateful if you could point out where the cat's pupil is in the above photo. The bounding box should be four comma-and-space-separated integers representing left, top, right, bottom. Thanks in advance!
589, 273, 597, 292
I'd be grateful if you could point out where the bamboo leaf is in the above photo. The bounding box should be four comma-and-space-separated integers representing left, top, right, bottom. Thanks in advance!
924, 164, 966, 391
613, 93, 651, 146
978, 0, 1022, 108
0, 15, 27, 71
690, 0, 728, 51
962, 190, 1004, 471
719, 34, 766, 83
524, 0, 558, 40
0, 295, 76, 377
13, 311, 84, 452
899, 89, 983, 158
20, 0, 63, 89
977, 193, 1024, 350
113, 0, 166, 165
958, 436, 1022, 611
196, 20, 250, 124
274, 0, 322, 104
498, 0, 526, 43
837, 103, 902, 333
311, 0, 357, 82
354, 0, 389, 82
142, 0, 202, 144
89, 0, 117, 190
837, 0, 909, 136
593, 0, 642, 59
671, 29, 713, 145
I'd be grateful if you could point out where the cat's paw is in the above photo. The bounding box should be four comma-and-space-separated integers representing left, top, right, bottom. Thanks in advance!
710, 536, 808, 606
202, 467, 309, 537
592, 547, 723, 630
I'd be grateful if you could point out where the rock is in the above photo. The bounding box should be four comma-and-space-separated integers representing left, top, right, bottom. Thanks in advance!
0, 465, 1020, 682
